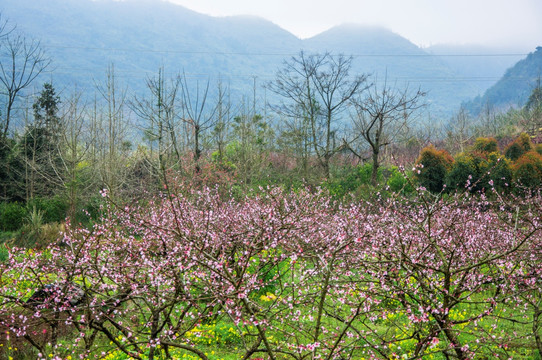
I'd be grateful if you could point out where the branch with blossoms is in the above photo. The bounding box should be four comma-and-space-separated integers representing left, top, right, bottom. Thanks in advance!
0, 184, 541, 359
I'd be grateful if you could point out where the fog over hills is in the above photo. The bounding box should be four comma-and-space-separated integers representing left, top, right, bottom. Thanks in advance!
463, 46, 542, 114
0, 0, 533, 117
426, 44, 528, 98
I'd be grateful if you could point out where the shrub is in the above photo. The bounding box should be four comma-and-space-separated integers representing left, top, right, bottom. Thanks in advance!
324, 163, 383, 199
444, 150, 511, 193
512, 151, 542, 188
0, 202, 26, 231
472, 137, 499, 154
504, 133, 534, 161
386, 166, 415, 194
445, 152, 480, 192
414, 145, 454, 193
26, 196, 68, 224
77, 195, 106, 225
0, 246, 7, 262
481, 152, 513, 192
356, 162, 383, 185
535, 143, 542, 156
14, 222, 64, 249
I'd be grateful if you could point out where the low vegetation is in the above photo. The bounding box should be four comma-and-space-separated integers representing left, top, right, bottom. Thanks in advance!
1, 183, 542, 360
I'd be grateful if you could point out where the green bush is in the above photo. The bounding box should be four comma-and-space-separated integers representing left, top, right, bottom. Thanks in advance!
0, 202, 26, 231
535, 143, 542, 156
512, 151, 542, 188
472, 137, 499, 154
357, 162, 383, 185
386, 166, 415, 194
481, 152, 513, 192
504, 133, 533, 161
415, 145, 454, 193
324, 163, 383, 199
445, 151, 510, 193
0, 246, 8, 262
26, 196, 68, 224
445, 152, 479, 191
324, 163, 414, 200
75, 195, 106, 225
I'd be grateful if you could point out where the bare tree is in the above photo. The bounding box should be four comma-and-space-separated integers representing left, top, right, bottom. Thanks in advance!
94, 64, 130, 198
58, 91, 96, 221
179, 73, 218, 174
0, 13, 14, 40
211, 77, 233, 165
21, 88, 97, 220
0, 31, 51, 138
445, 106, 476, 155
352, 78, 425, 185
276, 107, 313, 179
268, 52, 369, 178
130, 68, 182, 178
228, 98, 273, 185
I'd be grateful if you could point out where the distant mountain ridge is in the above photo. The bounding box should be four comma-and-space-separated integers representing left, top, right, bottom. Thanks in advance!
425, 44, 527, 97
0, 0, 534, 117
463, 47, 542, 114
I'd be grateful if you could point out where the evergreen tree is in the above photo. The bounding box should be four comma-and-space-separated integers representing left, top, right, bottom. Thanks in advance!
33, 82, 61, 139
21, 83, 63, 198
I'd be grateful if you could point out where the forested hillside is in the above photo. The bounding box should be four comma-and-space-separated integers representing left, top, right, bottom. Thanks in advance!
0, 0, 527, 116
464, 46, 542, 114
426, 44, 526, 97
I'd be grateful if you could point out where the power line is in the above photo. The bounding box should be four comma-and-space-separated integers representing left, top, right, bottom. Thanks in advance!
40, 44, 529, 58
41, 67, 537, 84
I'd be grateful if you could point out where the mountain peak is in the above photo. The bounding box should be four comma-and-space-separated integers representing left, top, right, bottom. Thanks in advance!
308, 23, 397, 40
304, 23, 421, 55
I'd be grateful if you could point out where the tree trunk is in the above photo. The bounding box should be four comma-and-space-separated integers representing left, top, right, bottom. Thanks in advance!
371, 149, 379, 186
194, 124, 201, 174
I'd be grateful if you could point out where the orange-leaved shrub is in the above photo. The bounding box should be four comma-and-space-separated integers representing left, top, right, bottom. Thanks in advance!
512, 150, 542, 189
505, 133, 533, 161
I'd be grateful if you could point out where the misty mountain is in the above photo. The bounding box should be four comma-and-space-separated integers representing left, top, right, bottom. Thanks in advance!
0, 0, 533, 117
2, 0, 301, 88
426, 44, 526, 97
298, 24, 476, 115
463, 47, 542, 114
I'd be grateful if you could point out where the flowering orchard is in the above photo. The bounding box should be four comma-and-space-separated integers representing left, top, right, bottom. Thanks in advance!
0, 186, 541, 359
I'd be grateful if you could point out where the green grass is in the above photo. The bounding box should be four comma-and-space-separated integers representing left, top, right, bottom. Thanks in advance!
1, 248, 540, 360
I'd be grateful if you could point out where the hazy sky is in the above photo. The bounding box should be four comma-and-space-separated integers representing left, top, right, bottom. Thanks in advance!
167, 0, 541, 49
